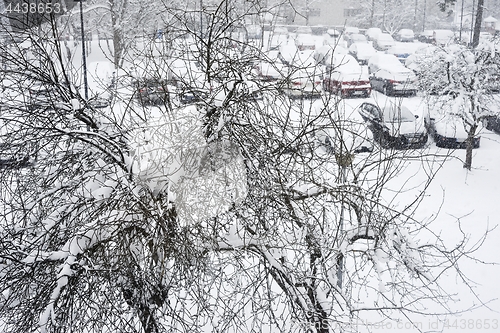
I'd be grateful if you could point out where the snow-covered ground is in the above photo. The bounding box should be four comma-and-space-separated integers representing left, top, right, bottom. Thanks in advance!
352, 94, 500, 332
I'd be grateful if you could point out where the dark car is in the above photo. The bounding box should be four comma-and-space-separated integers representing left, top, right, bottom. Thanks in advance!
0, 141, 38, 169
358, 102, 428, 149
28, 83, 54, 110
178, 89, 208, 105
417, 30, 434, 44
483, 115, 500, 134
425, 112, 481, 149
134, 78, 170, 106
370, 67, 418, 97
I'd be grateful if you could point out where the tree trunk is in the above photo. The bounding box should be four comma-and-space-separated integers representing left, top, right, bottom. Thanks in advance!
471, 0, 484, 48
370, 0, 375, 27
463, 124, 477, 170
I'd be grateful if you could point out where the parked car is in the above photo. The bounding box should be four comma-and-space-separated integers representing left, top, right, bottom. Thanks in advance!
365, 27, 383, 41
373, 33, 396, 51
0, 141, 37, 169
483, 114, 500, 134
314, 45, 348, 66
323, 54, 371, 98
395, 29, 415, 42
425, 112, 481, 149
134, 78, 170, 106
367, 53, 402, 74
178, 89, 208, 105
246, 25, 262, 39
254, 61, 286, 82
295, 26, 313, 35
345, 33, 368, 47
343, 26, 360, 36
315, 118, 374, 155
323, 29, 347, 48
358, 101, 428, 149
283, 50, 323, 97
433, 29, 455, 46
28, 82, 54, 110
349, 42, 377, 65
404, 44, 438, 73
385, 43, 421, 63
273, 26, 289, 35
295, 33, 316, 50
284, 68, 323, 98
417, 30, 434, 43
370, 66, 418, 97
269, 28, 289, 49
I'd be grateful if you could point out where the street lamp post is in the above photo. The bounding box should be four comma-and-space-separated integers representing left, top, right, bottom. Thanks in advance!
75, 0, 88, 100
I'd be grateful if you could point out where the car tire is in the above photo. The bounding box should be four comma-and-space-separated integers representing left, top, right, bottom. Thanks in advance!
383, 85, 390, 96
380, 132, 392, 148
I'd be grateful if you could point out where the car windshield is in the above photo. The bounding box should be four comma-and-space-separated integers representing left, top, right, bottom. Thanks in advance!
382, 105, 415, 123
378, 34, 393, 41
392, 71, 415, 81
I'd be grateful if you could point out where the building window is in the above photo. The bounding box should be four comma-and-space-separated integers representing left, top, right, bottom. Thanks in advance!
344, 8, 362, 17
308, 8, 321, 17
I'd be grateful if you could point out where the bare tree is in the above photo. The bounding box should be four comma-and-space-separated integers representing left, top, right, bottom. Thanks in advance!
0, 2, 491, 333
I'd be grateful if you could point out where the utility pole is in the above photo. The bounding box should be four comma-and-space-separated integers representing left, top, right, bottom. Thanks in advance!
459, 0, 465, 43
75, 0, 88, 100
422, 0, 427, 32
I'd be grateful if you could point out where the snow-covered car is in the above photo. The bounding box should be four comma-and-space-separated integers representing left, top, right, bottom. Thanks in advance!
268, 28, 289, 49
404, 44, 438, 73
133, 78, 171, 106
253, 50, 286, 82
323, 30, 347, 48
295, 33, 316, 50
395, 29, 415, 42
343, 26, 360, 36
367, 53, 402, 74
315, 118, 374, 155
254, 61, 286, 82
345, 33, 368, 47
385, 43, 421, 63
314, 45, 348, 66
348, 42, 377, 65
370, 66, 418, 97
433, 29, 455, 46
246, 25, 262, 39
373, 33, 396, 51
284, 68, 323, 98
365, 27, 383, 41
417, 30, 434, 43
425, 112, 481, 149
295, 26, 313, 35
28, 82, 54, 110
277, 42, 300, 66
280, 49, 323, 98
358, 101, 428, 149
323, 54, 371, 98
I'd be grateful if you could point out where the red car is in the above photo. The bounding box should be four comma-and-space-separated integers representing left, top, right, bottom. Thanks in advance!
323, 54, 371, 98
